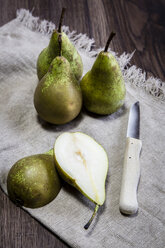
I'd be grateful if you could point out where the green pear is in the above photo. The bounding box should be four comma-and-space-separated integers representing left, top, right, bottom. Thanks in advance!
34, 38, 82, 125
37, 8, 83, 81
54, 132, 109, 229
7, 150, 61, 208
80, 32, 126, 115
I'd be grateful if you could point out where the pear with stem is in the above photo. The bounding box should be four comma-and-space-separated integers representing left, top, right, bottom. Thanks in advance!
54, 132, 109, 229
34, 35, 82, 125
80, 32, 126, 115
37, 8, 83, 81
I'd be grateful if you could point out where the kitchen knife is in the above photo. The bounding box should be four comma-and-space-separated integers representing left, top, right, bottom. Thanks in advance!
119, 101, 142, 215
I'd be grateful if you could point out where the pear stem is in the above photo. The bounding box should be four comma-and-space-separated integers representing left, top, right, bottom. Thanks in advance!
45, 149, 54, 156
104, 31, 116, 52
58, 34, 62, 56
84, 204, 99, 230
58, 7, 66, 33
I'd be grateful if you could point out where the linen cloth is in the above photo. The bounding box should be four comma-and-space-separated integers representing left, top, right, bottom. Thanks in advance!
0, 9, 165, 248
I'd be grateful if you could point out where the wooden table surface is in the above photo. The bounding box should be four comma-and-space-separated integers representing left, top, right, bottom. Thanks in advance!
0, 0, 164, 247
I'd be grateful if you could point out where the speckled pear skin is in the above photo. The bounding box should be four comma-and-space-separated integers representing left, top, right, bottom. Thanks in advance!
37, 31, 83, 81
7, 154, 62, 208
80, 51, 126, 115
34, 56, 82, 124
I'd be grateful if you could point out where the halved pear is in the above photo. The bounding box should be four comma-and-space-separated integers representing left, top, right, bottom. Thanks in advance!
54, 132, 109, 229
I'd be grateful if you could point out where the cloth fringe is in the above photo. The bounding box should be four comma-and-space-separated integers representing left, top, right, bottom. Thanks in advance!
16, 9, 165, 101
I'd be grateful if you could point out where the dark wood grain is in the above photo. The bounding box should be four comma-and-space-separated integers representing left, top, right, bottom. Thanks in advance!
0, 0, 165, 247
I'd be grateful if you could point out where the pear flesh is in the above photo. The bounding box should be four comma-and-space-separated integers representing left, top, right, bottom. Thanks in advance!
34, 56, 82, 124
80, 51, 126, 115
7, 153, 61, 208
54, 132, 108, 206
37, 31, 83, 81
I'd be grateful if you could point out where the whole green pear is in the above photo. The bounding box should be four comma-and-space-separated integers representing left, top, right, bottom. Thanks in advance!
34, 55, 82, 124
7, 151, 61, 208
37, 8, 83, 81
80, 32, 126, 115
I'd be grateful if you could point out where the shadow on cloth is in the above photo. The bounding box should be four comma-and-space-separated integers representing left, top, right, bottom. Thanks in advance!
62, 181, 106, 235
82, 104, 127, 121
36, 111, 84, 132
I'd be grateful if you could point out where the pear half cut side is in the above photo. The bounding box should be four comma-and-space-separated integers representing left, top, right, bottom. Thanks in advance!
54, 132, 109, 228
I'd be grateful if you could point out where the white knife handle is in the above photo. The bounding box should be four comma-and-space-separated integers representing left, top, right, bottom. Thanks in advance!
119, 137, 142, 215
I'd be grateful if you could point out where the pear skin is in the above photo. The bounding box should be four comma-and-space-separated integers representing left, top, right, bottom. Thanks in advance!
80, 32, 126, 115
7, 153, 61, 208
34, 56, 82, 124
80, 52, 125, 115
37, 31, 83, 81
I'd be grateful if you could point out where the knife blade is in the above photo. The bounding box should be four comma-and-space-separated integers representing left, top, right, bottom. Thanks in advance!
119, 101, 142, 215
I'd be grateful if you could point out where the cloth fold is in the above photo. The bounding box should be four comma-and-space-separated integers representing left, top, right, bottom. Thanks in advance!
0, 9, 165, 248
